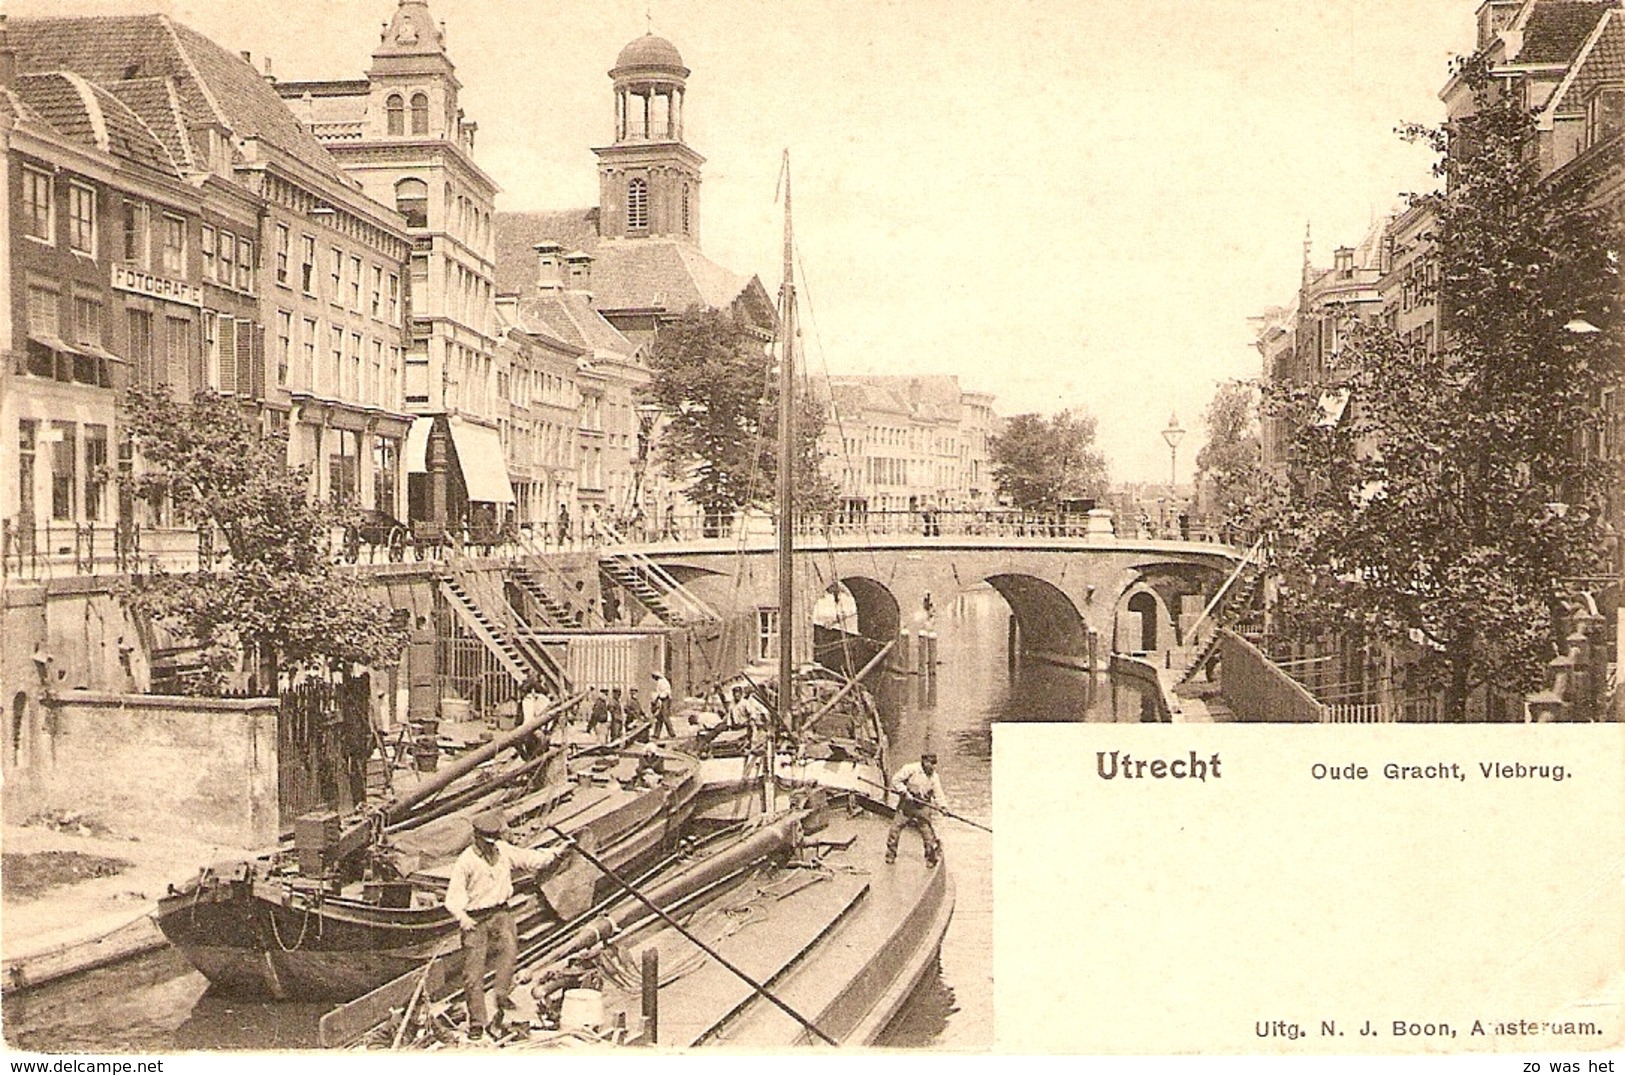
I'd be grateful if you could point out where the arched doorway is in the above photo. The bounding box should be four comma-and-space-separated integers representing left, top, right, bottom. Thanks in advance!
1127, 591, 1159, 652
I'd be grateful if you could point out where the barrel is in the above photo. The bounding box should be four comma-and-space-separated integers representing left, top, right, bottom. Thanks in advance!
412, 736, 439, 773
559, 988, 604, 1030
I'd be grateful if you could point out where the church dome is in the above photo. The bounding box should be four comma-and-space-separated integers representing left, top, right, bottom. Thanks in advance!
612, 34, 687, 75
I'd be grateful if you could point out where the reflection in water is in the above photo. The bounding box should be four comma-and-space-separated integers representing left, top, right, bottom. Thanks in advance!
878, 586, 1147, 1048
5, 588, 1130, 1054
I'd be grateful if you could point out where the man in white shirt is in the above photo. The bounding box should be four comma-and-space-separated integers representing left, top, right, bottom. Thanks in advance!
445, 812, 561, 1038
886, 752, 947, 867
649, 670, 675, 738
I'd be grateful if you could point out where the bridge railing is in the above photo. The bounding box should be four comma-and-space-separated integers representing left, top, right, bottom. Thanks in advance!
636, 509, 1253, 547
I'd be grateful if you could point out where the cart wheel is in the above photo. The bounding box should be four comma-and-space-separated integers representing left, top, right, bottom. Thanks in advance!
341, 529, 361, 564
387, 526, 407, 563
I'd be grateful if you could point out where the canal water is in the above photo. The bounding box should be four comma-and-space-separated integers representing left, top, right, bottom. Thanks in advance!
2, 586, 1148, 1053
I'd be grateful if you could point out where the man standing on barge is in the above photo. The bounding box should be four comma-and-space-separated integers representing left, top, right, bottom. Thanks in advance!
887, 752, 947, 867
447, 812, 561, 1039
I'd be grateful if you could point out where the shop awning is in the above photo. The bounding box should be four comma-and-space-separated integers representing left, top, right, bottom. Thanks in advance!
448, 418, 515, 504
404, 415, 432, 474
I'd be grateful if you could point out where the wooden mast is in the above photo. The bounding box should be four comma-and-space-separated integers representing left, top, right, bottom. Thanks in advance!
773, 149, 796, 810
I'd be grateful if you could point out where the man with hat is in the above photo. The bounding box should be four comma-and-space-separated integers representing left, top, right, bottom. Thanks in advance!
886, 751, 948, 867
446, 811, 561, 1039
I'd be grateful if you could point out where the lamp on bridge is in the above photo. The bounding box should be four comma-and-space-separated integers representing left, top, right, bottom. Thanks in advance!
1161, 412, 1186, 492
632, 401, 663, 512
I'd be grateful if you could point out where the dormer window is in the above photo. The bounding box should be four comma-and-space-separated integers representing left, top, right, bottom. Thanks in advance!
410, 92, 429, 135
627, 178, 648, 231
1587, 86, 1624, 149
386, 94, 404, 136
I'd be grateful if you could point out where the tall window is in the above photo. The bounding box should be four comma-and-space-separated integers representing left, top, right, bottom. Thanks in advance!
166, 316, 193, 394
85, 425, 108, 522
330, 325, 344, 393
161, 215, 185, 274
386, 93, 404, 136
300, 235, 316, 294
371, 265, 383, 317
276, 310, 291, 386
128, 309, 154, 388
68, 183, 96, 255
201, 225, 216, 280
218, 232, 235, 286
394, 178, 428, 228
50, 422, 77, 521
302, 317, 317, 389
123, 201, 149, 265
275, 223, 290, 285
330, 247, 343, 301
350, 255, 363, 311
410, 92, 429, 134
627, 178, 649, 231
22, 167, 53, 242
26, 285, 60, 378
236, 238, 254, 292
387, 272, 400, 322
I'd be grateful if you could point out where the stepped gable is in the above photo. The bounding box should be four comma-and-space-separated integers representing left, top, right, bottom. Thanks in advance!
14, 71, 180, 177
1517, 0, 1617, 63
9, 14, 352, 187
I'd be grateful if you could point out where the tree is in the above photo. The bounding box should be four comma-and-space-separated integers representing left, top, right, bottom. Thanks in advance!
989, 409, 1109, 510
645, 307, 834, 525
1195, 380, 1265, 529
1261, 55, 1622, 721
119, 388, 408, 695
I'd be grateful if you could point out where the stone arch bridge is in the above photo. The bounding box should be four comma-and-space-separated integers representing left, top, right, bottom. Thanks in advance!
612, 534, 1245, 669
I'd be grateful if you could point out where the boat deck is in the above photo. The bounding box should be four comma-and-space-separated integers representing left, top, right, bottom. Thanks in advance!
496, 804, 953, 1047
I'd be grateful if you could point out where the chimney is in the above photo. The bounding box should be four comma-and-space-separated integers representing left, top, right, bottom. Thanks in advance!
263, 56, 275, 84
240, 50, 252, 66
564, 251, 593, 295
0, 16, 14, 90
534, 242, 565, 292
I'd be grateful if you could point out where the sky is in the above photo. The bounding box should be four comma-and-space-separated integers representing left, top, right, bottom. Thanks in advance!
11, 0, 1479, 482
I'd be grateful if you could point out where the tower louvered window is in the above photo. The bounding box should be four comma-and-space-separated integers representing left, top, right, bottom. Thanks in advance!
627, 178, 649, 231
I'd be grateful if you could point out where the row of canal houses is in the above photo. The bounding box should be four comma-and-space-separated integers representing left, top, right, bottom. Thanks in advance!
0, 2, 759, 587
1254, 0, 1624, 720
0, 2, 783, 840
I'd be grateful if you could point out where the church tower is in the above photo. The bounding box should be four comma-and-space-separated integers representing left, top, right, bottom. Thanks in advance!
365, 0, 461, 142
594, 34, 704, 243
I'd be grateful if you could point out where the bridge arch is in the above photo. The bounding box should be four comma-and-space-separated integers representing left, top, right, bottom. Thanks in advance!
1115, 582, 1173, 656
984, 574, 1088, 667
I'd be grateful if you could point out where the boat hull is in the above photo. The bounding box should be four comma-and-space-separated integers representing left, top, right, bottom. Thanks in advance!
153, 752, 700, 1001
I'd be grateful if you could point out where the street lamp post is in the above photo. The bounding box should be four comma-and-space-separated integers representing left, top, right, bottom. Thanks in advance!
1161, 412, 1186, 492
632, 401, 662, 516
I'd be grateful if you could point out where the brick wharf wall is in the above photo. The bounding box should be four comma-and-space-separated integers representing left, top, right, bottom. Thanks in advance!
1218, 628, 1327, 724
6, 691, 280, 847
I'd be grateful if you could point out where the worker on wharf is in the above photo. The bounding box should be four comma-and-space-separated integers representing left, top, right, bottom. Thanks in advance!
887, 751, 947, 867
649, 670, 675, 738
446, 811, 562, 1040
